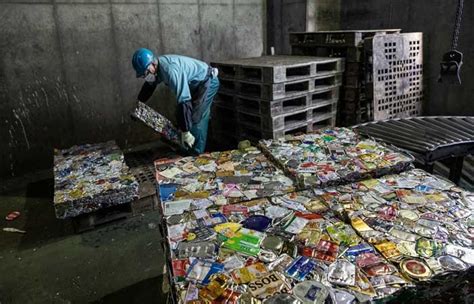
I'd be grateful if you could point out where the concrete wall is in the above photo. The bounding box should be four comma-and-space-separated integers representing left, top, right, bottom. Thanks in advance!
0, 0, 265, 178
306, 0, 340, 31
340, 0, 474, 116
267, 0, 307, 55
266, 0, 341, 55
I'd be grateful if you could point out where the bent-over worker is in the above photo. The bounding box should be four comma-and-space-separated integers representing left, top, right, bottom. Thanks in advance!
132, 48, 219, 154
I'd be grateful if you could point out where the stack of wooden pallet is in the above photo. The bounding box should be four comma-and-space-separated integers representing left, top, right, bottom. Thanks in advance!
209, 55, 344, 148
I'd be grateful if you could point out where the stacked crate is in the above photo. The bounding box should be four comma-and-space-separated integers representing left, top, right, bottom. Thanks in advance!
289, 29, 401, 126
364, 32, 423, 121
209, 56, 344, 147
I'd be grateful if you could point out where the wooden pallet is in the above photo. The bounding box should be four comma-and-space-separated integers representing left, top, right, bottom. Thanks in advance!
71, 203, 132, 233
215, 87, 339, 118
71, 193, 159, 233
211, 56, 344, 83
289, 29, 401, 48
292, 45, 365, 63
219, 73, 342, 100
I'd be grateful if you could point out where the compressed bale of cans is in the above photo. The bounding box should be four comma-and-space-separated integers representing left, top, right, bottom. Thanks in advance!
159, 189, 411, 303
53, 141, 139, 219
156, 133, 473, 303
259, 128, 414, 189
154, 145, 296, 208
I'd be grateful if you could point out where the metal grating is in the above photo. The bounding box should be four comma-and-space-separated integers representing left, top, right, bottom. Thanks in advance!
131, 165, 156, 185
369, 32, 423, 120
354, 116, 474, 161
125, 150, 158, 185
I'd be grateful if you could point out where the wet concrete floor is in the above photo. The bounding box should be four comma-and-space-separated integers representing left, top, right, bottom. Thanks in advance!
0, 178, 166, 304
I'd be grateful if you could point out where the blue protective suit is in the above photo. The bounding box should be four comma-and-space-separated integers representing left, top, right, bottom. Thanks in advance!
137, 55, 219, 154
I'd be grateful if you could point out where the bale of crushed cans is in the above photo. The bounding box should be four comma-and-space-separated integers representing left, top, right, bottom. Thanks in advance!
259, 128, 414, 189
133, 101, 183, 149
53, 141, 139, 219
323, 169, 473, 286
155, 134, 474, 303
159, 190, 411, 303
154, 145, 295, 207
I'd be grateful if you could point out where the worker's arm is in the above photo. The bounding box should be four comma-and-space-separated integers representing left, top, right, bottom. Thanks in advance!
137, 80, 158, 103
168, 70, 193, 132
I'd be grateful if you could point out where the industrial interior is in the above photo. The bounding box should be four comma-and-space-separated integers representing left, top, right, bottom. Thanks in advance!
1, 0, 473, 303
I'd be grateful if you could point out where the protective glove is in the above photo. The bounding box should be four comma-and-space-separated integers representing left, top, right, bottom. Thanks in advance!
181, 131, 195, 148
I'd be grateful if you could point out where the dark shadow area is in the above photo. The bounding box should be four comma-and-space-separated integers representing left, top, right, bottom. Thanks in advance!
18, 178, 75, 250
93, 276, 166, 304
79, 210, 160, 249
387, 267, 474, 304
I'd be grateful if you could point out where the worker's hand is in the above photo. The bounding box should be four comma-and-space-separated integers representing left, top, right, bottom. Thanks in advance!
181, 131, 195, 148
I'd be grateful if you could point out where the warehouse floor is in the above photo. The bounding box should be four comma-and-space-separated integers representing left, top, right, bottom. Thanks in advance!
0, 178, 166, 304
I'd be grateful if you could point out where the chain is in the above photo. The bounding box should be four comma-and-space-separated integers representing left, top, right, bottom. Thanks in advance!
451, 0, 464, 50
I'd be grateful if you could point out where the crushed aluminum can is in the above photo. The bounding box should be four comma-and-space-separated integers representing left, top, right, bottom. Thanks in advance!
177, 241, 217, 259
248, 272, 291, 299
399, 258, 432, 281
293, 280, 329, 304
285, 256, 317, 281
437, 255, 469, 272
327, 260, 356, 286
263, 294, 302, 304
5, 211, 20, 221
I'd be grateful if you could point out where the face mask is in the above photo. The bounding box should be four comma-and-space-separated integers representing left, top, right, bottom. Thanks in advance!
144, 73, 156, 83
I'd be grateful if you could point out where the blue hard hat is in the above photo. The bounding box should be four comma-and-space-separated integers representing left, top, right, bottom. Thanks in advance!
132, 48, 155, 78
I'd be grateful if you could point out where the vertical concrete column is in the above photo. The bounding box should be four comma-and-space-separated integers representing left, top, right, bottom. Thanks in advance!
306, 0, 341, 31
266, 0, 306, 55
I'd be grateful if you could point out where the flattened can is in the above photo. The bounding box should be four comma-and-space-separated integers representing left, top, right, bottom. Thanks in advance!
263, 294, 302, 304
293, 280, 329, 304
400, 258, 432, 280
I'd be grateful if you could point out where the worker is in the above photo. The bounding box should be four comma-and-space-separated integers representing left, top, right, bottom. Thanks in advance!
132, 48, 219, 154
